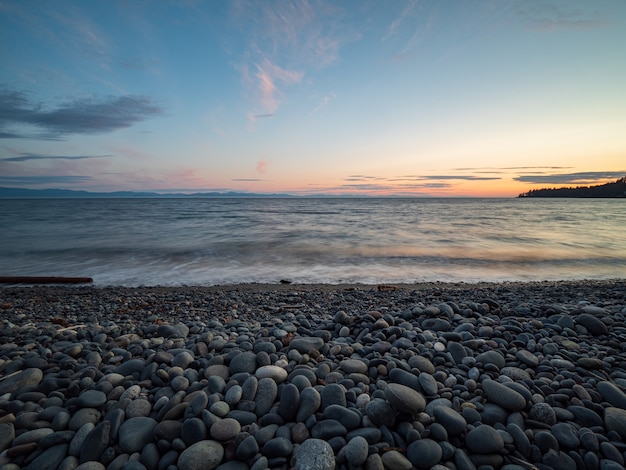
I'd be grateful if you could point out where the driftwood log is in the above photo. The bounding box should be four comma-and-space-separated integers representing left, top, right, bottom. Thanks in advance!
0, 276, 93, 284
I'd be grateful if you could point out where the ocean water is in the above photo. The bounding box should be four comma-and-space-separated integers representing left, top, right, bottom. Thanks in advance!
1, 198, 624, 286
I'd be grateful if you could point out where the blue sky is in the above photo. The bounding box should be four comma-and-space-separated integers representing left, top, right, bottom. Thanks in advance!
1, 0, 625, 196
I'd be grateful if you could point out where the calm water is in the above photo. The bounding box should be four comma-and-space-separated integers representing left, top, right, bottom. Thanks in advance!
1, 198, 624, 286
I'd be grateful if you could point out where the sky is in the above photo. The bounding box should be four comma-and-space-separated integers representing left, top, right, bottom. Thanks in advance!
1, 0, 625, 197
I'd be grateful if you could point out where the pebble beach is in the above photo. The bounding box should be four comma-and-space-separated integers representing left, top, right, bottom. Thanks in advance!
1, 280, 626, 470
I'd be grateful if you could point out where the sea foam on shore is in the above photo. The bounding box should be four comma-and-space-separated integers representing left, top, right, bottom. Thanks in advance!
1, 280, 625, 469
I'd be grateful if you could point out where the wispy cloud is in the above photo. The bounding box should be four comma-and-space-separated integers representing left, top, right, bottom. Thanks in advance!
256, 159, 269, 175
514, 2, 609, 32
231, 0, 348, 116
383, 0, 418, 42
418, 175, 500, 181
454, 166, 572, 171
347, 174, 501, 183
334, 173, 499, 194
0, 175, 92, 185
515, 171, 626, 185
0, 88, 163, 140
232, 178, 264, 182
252, 59, 304, 114
2, 153, 113, 162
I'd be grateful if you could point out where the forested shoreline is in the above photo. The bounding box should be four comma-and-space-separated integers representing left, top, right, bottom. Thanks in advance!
519, 177, 626, 197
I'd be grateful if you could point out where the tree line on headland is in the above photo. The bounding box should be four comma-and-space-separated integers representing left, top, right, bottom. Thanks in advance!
518, 177, 626, 198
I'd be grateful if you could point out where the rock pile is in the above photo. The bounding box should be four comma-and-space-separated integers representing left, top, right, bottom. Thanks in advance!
0, 280, 625, 470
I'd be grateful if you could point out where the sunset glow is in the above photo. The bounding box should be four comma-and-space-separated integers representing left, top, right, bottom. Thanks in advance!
1, 1, 625, 197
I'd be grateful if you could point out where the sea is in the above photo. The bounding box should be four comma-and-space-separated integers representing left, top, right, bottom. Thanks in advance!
1, 198, 624, 287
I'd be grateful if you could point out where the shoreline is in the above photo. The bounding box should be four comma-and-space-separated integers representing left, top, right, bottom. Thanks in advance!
2, 277, 624, 292
1, 278, 625, 469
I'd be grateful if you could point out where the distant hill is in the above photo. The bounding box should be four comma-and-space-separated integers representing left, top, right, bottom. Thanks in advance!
0, 187, 296, 198
518, 177, 626, 198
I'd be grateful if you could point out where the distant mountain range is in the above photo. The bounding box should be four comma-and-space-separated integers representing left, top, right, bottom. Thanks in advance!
0, 187, 297, 198
518, 177, 626, 198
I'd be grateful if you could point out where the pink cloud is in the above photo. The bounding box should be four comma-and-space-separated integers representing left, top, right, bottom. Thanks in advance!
255, 60, 304, 113
256, 159, 269, 174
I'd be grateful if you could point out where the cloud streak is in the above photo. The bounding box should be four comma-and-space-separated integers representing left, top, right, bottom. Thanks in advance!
514, 2, 609, 32
0, 89, 163, 140
514, 171, 626, 185
0, 175, 92, 185
2, 153, 113, 162
232, 0, 348, 116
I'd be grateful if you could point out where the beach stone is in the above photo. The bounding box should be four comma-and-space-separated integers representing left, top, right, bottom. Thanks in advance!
365, 399, 396, 427
255, 365, 288, 383
577, 357, 604, 369
118, 417, 157, 453
75, 463, 106, 470
311, 420, 347, 440
278, 383, 300, 421
422, 318, 451, 331
77, 390, 107, 408
255, 378, 278, 416
23, 443, 68, 470
125, 398, 152, 418
233, 435, 258, 461
225, 384, 243, 406
447, 342, 467, 364
576, 314, 608, 336
210, 418, 241, 441
290, 337, 324, 353
205, 364, 230, 381
381, 450, 412, 470
597, 381, 626, 408
409, 355, 435, 374
500, 366, 531, 381
13, 428, 54, 446
506, 423, 530, 457
324, 405, 361, 431
293, 438, 335, 470
339, 359, 367, 374
229, 351, 257, 374
79, 421, 110, 463
529, 402, 557, 425
579, 429, 599, 451
433, 406, 466, 435
385, 383, 426, 415
296, 387, 321, 422
476, 351, 505, 369
172, 351, 194, 368
516, 349, 539, 367
69, 423, 95, 456
542, 449, 576, 470
552, 422, 580, 448
181, 417, 207, 445
0, 423, 15, 452
406, 438, 442, 469
568, 405, 603, 427
156, 323, 189, 338
0, 368, 43, 396
389, 368, 421, 391
605, 407, 626, 440
482, 379, 526, 411
339, 436, 368, 466
534, 431, 559, 453
262, 437, 293, 458
114, 358, 145, 376
466, 425, 504, 454
418, 373, 438, 396
177, 440, 223, 470
321, 383, 347, 410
